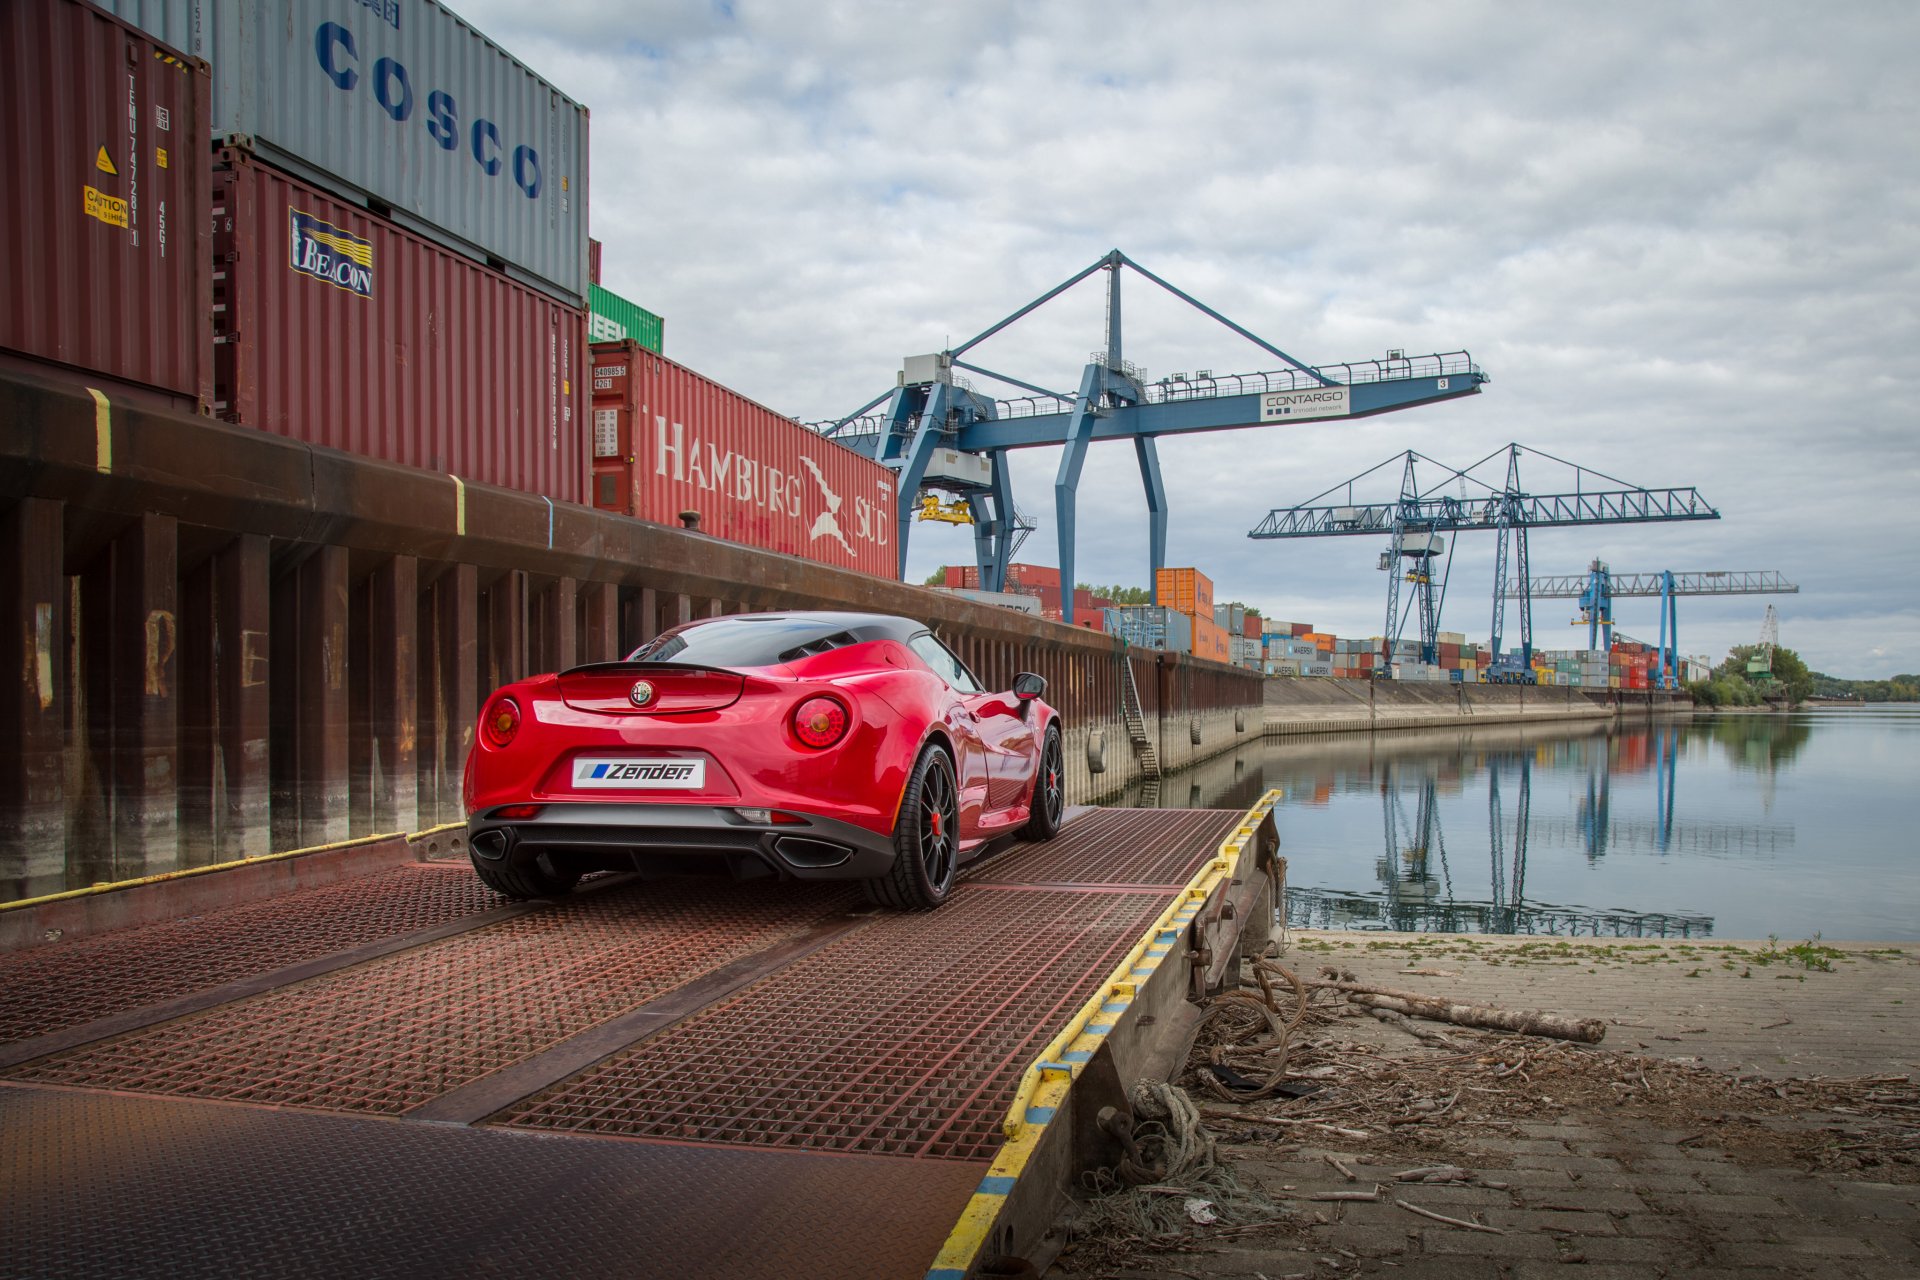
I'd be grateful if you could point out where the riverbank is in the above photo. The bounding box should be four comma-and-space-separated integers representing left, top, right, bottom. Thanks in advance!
1264, 678, 1692, 737
1045, 932, 1919, 1278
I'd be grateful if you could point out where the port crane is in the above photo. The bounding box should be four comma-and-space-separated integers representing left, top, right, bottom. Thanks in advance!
1748, 603, 1782, 682
813, 250, 1486, 620
1506, 565, 1799, 689
1248, 445, 1720, 671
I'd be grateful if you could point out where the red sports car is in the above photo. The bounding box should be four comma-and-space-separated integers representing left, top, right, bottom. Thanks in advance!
464, 610, 1064, 909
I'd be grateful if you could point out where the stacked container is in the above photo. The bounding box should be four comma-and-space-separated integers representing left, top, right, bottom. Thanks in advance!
213, 146, 587, 501
589, 342, 897, 577
1, 0, 212, 409
108, 0, 590, 302
1105, 606, 1193, 654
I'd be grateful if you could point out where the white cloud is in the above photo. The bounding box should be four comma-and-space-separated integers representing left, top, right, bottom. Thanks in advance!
461, 0, 1920, 677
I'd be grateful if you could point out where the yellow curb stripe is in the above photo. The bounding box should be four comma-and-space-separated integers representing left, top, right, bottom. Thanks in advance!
0, 830, 412, 914
926, 789, 1283, 1278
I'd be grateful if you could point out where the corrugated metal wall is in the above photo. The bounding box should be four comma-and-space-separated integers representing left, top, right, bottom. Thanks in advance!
591, 342, 898, 579
0, 0, 213, 407
104, 0, 589, 301
213, 148, 587, 504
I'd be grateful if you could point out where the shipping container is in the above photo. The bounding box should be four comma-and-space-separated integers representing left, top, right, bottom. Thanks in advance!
107, 0, 589, 301
929, 587, 1041, 615
589, 283, 664, 353
1156, 567, 1213, 617
211, 148, 586, 501
1105, 606, 1193, 654
942, 563, 1060, 592
1190, 614, 1231, 664
1, 0, 213, 408
590, 341, 896, 578
1242, 615, 1261, 640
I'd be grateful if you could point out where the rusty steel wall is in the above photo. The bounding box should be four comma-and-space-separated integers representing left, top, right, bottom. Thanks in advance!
0, 371, 1263, 901
0, 0, 214, 410
213, 148, 588, 506
589, 342, 896, 579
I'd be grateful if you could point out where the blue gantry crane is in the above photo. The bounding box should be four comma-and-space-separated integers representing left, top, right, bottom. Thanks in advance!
1508, 565, 1799, 688
1247, 444, 1721, 672
814, 250, 1486, 621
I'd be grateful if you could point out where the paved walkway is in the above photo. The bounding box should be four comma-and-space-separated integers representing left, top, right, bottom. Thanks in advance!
1046, 931, 1920, 1279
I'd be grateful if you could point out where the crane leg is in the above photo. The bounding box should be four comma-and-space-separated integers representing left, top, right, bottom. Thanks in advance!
1053, 366, 1102, 624
893, 383, 952, 580
968, 450, 1016, 593
1136, 435, 1167, 601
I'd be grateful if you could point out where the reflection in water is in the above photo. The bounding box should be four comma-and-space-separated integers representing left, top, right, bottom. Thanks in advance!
1111, 715, 1823, 937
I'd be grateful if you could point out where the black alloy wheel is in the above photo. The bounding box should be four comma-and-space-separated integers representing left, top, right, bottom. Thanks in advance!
867, 745, 960, 910
1021, 724, 1065, 841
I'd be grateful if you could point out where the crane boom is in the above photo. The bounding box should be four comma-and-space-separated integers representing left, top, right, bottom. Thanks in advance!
1512, 570, 1798, 598
814, 249, 1487, 615
1250, 487, 1718, 539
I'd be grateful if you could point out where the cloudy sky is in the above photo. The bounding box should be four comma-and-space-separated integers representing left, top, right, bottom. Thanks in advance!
463, 0, 1917, 678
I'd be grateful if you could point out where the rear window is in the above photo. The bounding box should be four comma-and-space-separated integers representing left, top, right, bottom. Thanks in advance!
626, 616, 859, 669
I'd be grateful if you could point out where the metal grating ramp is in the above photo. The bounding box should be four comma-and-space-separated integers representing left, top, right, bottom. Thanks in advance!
0, 864, 503, 1044
0, 1084, 982, 1280
7, 880, 856, 1114
967, 807, 1243, 887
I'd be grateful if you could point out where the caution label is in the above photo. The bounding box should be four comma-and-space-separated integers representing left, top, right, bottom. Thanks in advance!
95, 146, 117, 175
156, 147, 169, 170
84, 185, 129, 229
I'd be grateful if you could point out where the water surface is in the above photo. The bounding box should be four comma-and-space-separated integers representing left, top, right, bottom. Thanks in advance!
1110, 706, 1920, 941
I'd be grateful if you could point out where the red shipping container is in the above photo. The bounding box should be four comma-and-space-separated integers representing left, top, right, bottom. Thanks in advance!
591, 342, 896, 577
1242, 616, 1261, 639
1292, 623, 1312, 638
1, 0, 212, 410
211, 147, 587, 504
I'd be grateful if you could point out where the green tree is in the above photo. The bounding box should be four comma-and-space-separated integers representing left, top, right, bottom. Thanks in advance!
1699, 644, 1814, 707
922, 568, 947, 586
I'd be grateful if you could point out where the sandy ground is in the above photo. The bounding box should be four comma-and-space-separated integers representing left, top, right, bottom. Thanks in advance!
1041, 931, 1920, 1279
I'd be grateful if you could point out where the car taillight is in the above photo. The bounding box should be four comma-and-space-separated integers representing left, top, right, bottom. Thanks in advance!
791, 696, 849, 748
483, 696, 522, 748
495, 804, 543, 820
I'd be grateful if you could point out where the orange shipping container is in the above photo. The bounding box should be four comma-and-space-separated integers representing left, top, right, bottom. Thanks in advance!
1189, 613, 1231, 663
1156, 567, 1214, 617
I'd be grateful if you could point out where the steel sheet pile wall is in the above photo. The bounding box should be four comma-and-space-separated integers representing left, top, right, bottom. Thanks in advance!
590, 342, 896, 578
213, 149, 587, 503
0, 0, 212, 407
107, 0, 590, 301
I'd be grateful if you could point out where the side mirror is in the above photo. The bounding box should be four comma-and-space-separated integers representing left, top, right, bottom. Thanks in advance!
1012, 672, 1047, 700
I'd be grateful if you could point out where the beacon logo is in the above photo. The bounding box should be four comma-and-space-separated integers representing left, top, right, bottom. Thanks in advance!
289, 210, 374, 299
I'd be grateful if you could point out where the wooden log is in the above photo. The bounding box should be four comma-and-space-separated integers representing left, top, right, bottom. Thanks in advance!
1335, 989, 1605, 1044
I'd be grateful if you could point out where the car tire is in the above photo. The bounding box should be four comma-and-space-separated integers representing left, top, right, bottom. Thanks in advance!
470, 847, 583, 901
1020, 723, 1065, 841
866, 744, 960, 911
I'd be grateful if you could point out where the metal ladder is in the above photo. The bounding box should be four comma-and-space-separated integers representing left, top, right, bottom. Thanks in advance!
1119, 654, 1161, 779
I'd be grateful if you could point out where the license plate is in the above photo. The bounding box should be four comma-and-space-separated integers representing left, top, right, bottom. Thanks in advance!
571, 758, 706, 789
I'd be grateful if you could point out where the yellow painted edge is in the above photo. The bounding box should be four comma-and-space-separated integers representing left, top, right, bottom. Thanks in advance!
0, 829, 413, 915
88, 387, 111, 473
926, 788, 1284, 1279
408, 821, 468, 840
450, 474, 466, 536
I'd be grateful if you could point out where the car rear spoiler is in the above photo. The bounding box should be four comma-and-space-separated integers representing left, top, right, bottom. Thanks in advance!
556, 661, 741, 679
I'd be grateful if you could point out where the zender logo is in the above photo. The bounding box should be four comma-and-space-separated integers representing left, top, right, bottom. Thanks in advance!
289, 210, 374, 298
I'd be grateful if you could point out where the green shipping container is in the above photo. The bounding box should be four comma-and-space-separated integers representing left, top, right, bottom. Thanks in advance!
588, 284, 665, 353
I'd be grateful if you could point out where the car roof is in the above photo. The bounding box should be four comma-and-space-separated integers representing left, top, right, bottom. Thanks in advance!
623, 611, 931, 668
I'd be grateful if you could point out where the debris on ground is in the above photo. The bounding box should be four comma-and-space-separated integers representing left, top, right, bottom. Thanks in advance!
1049, 956, 1920, 1276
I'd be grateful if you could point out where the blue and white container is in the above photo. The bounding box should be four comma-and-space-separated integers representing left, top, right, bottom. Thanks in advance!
106, 0, 589, 302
